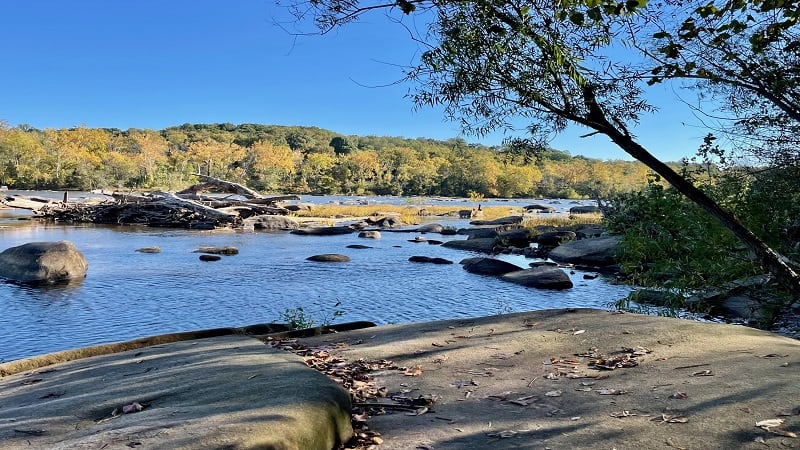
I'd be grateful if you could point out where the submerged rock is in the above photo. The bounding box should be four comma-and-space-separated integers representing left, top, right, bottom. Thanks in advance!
307, 254, 351, 262
135, 246, 161, 254
195, 246, 239, 255
408, 256, 453, 265
291, 226, 355, 236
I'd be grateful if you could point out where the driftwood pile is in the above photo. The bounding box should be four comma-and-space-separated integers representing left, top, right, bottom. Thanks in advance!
0, 175, 299, 229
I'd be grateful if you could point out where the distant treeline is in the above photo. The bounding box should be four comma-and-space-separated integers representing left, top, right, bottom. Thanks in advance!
0, 122, 656, 198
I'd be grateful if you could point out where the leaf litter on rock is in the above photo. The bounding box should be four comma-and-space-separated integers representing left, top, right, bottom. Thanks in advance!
268, 338, 421, 449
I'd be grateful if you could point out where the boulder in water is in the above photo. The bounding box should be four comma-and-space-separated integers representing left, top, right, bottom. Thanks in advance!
0, 241, 88, 283
461, 257, 524, 276
501, 266, 573, 290
307, 254, 351, 262
548, 235, 621, 267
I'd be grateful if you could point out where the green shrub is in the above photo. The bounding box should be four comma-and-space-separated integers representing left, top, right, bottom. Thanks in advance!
603, 174, 761, 307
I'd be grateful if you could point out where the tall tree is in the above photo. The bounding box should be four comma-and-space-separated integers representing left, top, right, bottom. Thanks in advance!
289, 0, 800, 298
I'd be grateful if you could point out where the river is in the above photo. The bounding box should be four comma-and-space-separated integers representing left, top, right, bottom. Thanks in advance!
0, 194, 633, 362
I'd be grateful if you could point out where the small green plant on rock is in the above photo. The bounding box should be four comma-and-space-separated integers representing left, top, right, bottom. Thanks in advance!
280, 299, 346, 330
280, 307, 316, 330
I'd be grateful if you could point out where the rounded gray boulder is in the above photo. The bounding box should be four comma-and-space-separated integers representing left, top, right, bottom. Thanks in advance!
0, 241, 88, 283
461, 257, 524, 275
548, 235, 621, 267
416, 223, 445, 233
501, 266, 574, 290
441, 238, 498, 254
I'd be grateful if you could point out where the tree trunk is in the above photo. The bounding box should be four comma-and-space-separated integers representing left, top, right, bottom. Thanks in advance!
576, 85, 800, 299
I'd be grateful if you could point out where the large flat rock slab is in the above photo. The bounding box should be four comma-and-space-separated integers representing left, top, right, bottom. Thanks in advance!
0, 335, 352, 449
297, 309, 800, 450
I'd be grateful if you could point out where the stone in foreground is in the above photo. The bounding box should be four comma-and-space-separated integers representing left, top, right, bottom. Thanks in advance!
0, 336, 352, 450
0, 241, 88, 283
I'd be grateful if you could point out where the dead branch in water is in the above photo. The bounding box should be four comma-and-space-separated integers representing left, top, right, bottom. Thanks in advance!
0, 175, 300, 229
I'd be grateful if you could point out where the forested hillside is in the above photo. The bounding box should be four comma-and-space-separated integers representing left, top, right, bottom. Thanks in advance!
0, 122, 653, 198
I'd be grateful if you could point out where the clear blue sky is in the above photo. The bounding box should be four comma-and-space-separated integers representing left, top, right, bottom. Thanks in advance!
0, 0, 709, 161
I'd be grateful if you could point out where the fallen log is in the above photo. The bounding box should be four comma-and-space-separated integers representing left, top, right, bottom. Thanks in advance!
151, 191, 238, 222
178, 174, 257, 198
1, 194, 62, 212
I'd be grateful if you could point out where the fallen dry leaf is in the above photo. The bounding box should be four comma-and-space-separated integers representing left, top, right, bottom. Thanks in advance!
610, 410, 636, 418
523, 319, 540, 328
756, 418, 785, 429
770, 429, 798, 438
669, 392, 689, 399
653, 414, 689, 424
488, 430, 518, 438
405, 406, 428, 416
597, 388, 627, 395
122, 402, 144, 414
487, 391, 514, 401
403, 365, 423, 377
509, 394, 538, 406
545, 390, 562, 397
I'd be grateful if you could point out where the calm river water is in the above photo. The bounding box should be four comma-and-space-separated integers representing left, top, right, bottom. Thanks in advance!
0, 194, 633, 362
